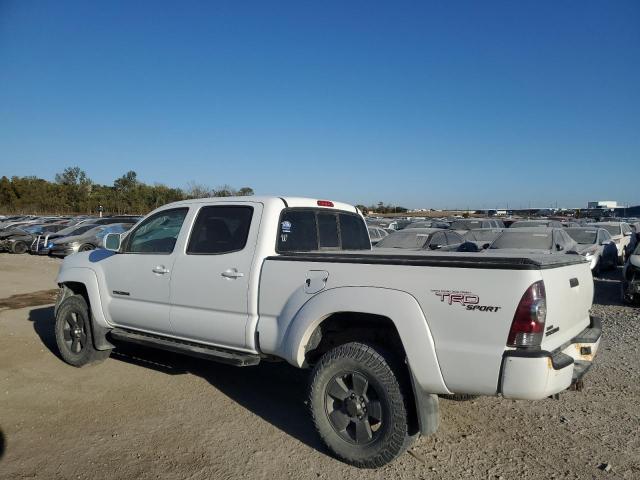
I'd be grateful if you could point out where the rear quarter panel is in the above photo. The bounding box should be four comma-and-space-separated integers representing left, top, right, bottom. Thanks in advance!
258, 258, 542, 395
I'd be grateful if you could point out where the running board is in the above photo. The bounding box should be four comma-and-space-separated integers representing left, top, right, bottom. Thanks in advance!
109, 328, 261, 367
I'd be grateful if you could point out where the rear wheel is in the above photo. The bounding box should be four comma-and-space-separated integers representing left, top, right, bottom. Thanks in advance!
12, 241, 28, 254
55, 295, 110, 367
309, 342, 415, 468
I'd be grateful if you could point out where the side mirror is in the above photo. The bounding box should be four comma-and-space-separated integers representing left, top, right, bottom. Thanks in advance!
556, 244, 564, 251
104, 233, 122, 252
623, 231, 632, 236
600, 240, 611, 245
482, 243, 491, 250
430, 244, 442, 250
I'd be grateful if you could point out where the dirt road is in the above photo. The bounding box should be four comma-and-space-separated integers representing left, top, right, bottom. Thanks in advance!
0, 253, 638, 479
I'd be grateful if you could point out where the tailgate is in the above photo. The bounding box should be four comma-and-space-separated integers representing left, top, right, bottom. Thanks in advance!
539, 261, 593, 351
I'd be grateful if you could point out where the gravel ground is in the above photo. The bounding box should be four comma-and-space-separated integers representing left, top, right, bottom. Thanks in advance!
0, 253, 638, 479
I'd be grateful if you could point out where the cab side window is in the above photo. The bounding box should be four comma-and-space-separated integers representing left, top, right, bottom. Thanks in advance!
125, 208, 188, 254
187, 206, 254, 255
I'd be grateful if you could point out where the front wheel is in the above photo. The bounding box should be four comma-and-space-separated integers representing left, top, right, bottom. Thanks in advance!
55, 295, 110, 367
309, 342, 415, 468
79, 244, 95, 252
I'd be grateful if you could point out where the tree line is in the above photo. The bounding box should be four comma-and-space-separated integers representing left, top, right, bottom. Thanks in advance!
356, 202, 409, 215
0, 167, 254, 215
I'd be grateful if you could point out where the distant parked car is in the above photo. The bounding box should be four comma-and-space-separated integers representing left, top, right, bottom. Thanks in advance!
31, 223, 100, 255
367, 226, 389, 246
509, 219, 563, 229
49, 224, 133, 257
488, 227, 579, 256
622, 243, 640, 305
375, 228, 464, 251
449, 219, 503, 232
565, 227, 618, 274
589, 222, 635, 265
0, 224, 68, 254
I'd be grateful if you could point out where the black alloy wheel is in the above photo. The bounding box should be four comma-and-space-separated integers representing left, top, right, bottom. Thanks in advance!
62, 311, 88, 355
325, 371, 383, 445
55, 294, 111, 367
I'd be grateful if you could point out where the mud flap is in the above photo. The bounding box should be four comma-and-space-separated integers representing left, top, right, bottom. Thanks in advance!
409, 369, 440, 436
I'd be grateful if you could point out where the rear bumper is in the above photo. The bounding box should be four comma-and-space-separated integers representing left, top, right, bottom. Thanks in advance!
500, 316, 602, 400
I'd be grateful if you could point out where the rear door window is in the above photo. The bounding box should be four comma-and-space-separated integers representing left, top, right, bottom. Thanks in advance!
187, 206, 254, 255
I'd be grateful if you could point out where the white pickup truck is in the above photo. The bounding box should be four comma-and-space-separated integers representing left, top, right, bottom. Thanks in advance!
54, 197, 602, 468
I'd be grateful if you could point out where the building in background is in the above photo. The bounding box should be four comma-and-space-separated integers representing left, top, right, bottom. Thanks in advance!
587, 200, 618, 209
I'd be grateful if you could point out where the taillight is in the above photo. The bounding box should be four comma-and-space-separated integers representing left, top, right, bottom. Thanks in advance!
317, 200, 334, 207
507, 281, 547, 348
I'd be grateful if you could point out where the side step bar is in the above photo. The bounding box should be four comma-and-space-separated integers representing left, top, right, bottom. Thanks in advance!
109, 328, 261, 367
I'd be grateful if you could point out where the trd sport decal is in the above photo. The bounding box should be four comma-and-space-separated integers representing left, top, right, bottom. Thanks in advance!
432, 290, 502, 312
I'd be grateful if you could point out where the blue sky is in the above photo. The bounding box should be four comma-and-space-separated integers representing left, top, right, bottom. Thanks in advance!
1, 1, 638, 209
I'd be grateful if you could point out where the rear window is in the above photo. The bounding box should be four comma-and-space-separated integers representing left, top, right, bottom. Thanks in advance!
277, 209, 369, 252
340, 214, 371, 249
318, 213, 339, 248
450, 220, 482, 230
490, 231, 553, 250
376, 231, 430, 249
464, 229, 501, 242
599, 225, 621, 236
510, 221, 550, 228
565, 228, 598, 244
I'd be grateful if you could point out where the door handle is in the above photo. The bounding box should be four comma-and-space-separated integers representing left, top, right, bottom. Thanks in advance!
152, 265, 170, 274
221, 269, 244, 279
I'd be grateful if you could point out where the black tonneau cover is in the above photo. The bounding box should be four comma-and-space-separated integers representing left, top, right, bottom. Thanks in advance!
266, 250, 588, 270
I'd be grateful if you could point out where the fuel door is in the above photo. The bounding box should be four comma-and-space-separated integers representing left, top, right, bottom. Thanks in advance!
305, 270, 329, 294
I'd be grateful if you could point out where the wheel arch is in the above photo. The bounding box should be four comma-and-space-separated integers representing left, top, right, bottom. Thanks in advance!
280, 286, 450, 396
56, 267, 113, 350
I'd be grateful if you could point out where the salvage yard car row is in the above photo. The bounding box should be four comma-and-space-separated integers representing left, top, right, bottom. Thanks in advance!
366, 215, 640, 305
0, 214, 139, 256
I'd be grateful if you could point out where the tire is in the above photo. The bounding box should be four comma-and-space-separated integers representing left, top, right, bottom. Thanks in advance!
441, 393, 478, 401
12, 241, 28, 254
309, 342, 415, 468
55, 295, 110, 367
79, 244, 95, 252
